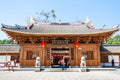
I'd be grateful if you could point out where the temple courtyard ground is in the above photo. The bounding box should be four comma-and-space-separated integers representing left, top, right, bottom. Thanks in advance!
0, 69, 120, 80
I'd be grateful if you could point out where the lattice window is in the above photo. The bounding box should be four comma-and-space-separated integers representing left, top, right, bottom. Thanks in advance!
86, 51, 94, 60
101, 55, 108, 63
82, 51, 94, 60
46, 48, 50, 60
68, 37, 74, 43
11, 56, 20, 63
24, 38, 31, 43
26, 50, 39, 60
71, 48, 74, 60
79, 39, 85, 43
89, 39, 95, 43
35, 39, 41, 43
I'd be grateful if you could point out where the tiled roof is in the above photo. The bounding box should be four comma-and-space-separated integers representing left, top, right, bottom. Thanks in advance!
100, 44, 120, 53
0, 44, 20, 53
1, 23, 119, 34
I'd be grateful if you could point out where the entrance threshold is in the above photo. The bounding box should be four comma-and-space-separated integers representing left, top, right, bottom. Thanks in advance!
52, 65, 60, 68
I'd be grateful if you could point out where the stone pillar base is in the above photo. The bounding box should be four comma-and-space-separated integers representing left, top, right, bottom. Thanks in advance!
80, 68, 86, 72
35, 67, 40, 72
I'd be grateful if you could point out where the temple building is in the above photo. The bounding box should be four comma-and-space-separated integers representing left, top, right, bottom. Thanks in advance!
0, 19, 119, 67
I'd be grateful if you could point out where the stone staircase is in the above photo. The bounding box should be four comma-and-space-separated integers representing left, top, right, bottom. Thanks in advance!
88, 68, 116, 71
42, 68, 79, 72
42, 68, 117, 72
0, 67, 117, 72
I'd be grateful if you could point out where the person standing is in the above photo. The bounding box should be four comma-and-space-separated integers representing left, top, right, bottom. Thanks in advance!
111, 59, 114, 67
60, 58, 65, 71
7, 61, 11, 71
64, 58, 69, 68
11, 60, 15, 71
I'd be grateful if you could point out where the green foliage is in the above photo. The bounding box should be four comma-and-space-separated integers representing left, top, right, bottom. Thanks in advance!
106, 35, 120, 44
0, 39, 14, 44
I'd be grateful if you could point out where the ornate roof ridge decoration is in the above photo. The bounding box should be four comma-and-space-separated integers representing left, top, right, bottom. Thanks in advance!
15, 24, 27, 29
34, 22, 83, 26
1, 23, 18, 29
51, 22, 70, 25
85, 17, 94, 26
1, 23, 35, 30
1, 23, 27, 30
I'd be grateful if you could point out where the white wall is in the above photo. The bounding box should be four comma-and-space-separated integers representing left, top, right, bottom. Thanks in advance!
108, 55, 119, 66
0, 55, 11, 66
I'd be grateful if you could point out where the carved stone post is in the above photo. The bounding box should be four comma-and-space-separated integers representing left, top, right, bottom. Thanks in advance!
35, 56, 41, 72
80, 56, 86, 72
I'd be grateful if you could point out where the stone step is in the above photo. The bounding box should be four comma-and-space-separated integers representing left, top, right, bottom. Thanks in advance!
42, 68, 117, 72
0, 67, 117, 72
42, 68, 79, 72
88, 68, 116, 71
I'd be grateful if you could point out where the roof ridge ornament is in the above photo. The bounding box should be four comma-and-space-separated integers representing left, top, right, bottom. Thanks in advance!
112, 25, 119, 28
29, 16, 35, 25
85, 17, 94, 30
85, 17, 93, 26
27, 16, 35, 30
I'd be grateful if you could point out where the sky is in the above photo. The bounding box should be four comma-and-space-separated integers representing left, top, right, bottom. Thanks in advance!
0, 0, 120, 39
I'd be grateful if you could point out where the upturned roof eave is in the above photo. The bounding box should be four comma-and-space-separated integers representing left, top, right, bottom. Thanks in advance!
1, 27, 119, 36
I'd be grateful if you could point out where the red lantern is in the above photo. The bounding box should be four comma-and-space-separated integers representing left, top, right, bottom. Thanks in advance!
41, 41, 46, 47
74, 41, 80, 48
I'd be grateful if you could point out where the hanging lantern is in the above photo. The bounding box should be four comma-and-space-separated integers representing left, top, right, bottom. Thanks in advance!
74, 41, 80, 48
41, 41, 46, 47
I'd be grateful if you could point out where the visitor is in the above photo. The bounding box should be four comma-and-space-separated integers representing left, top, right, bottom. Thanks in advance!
11, 60, 15, 71
65, 58, 69, 68
60, 58, 65, 71
7, 61, 11, 71
64, 58, 67, 68
58, 59, 61, 67
111, 59, 114, 67
14, 59, 17, 67
67, 59, 70, 68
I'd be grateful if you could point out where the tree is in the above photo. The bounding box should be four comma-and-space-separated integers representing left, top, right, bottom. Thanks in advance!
0, 39, 14, 44
106, 38, 113, 44
106, 35, 120, 44
35, 10, 56, 23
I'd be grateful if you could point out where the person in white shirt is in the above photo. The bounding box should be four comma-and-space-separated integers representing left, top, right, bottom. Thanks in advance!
11, 60, 14, 71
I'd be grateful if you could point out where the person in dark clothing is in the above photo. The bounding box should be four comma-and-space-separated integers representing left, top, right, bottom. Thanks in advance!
64, 58, 69, 68
64, 58, 67, 68
111, 59, 114, 67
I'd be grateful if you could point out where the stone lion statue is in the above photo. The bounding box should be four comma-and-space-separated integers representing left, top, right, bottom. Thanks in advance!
80, 56, 86, 68
35, 57, 40, 68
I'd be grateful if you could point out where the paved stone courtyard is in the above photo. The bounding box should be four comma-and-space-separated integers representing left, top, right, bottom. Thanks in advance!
0, 70, 120, 80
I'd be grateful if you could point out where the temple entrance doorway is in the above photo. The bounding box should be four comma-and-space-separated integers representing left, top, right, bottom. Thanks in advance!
52, 56, 63, 68
51, 48, 70, 68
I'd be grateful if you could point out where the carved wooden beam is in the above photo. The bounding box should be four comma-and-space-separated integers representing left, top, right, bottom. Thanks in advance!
30, 37, 37, 44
